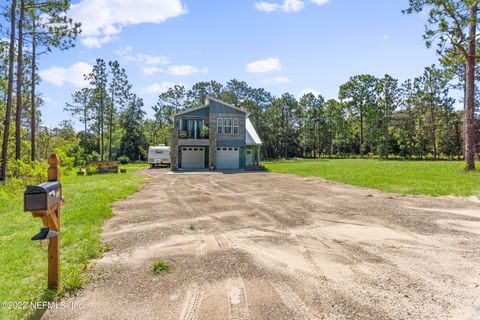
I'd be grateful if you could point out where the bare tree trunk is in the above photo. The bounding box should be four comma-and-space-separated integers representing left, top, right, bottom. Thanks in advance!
100, 89, 104, 161
0, 0, 17, 181
84, 95, 88, 138
464, 3, 477, 170
383, 104, 389, 159
31, 21, 36, 162
109, 88, 114, 161
430, 106, 437, 160
15, 0, 24, 160
359, 104, 364, 156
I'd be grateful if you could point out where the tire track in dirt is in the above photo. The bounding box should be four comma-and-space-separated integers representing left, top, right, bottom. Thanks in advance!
207, 177, 276, 224
290, 233, 327, 281
270, 281, 319, 320
226, 277, 249, 320
179, 283, 204, 320
195, 233, 207, 257
214, 233, 230, 249
166, 177, 203, 216
213, 178, 311, 226
229, 237, 326, 284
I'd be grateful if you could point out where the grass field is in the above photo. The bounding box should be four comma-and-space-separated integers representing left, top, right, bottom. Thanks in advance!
0, 164, 146, 319
263, 159, 480, 197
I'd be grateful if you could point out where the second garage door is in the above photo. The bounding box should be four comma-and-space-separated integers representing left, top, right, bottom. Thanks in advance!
216, 147, 239, 169
181, 147, 205, 168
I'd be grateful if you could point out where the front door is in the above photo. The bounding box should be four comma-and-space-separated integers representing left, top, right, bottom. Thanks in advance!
246, 148, 254, 166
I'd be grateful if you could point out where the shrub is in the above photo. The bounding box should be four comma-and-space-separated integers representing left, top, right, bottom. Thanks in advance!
117, 156, 130, 164
6, 160, 48, 188
150, 260, 171, 274
86, 167, 97, 175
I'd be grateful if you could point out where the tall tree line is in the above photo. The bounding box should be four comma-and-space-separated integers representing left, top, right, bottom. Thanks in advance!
405, 0, 480, 170
66, 59, 148, 163
151, 71, 475, 161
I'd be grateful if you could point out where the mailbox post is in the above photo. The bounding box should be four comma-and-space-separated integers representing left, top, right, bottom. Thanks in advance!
24, 154, 63, 290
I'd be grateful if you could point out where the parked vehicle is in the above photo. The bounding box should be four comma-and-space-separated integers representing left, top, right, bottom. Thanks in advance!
148, 145, 171, 167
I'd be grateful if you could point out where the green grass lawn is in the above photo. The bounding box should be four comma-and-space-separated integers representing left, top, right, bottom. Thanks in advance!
263, 159, 480, 197
0, 164, 147, 319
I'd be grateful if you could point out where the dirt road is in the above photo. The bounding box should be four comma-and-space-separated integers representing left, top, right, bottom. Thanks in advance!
43, 169, 480, 320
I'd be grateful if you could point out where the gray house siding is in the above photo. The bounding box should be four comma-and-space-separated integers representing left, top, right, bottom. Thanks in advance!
209, 100, 246, 168
172, 98, 254, 170
209, 100, 244, 115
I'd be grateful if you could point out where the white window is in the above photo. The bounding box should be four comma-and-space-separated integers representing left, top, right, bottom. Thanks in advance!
224, 118, 232, 135
233, 118, 239, 135
217, 118, 223, 134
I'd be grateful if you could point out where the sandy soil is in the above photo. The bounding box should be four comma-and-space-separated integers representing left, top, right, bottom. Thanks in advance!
43, 169, 480, 320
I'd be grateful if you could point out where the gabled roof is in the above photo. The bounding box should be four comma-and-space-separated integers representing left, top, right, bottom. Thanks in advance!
245, 118, 262, 145
172, 104, 209, 117
172, 96, 249, 118
206, 96, 249, 115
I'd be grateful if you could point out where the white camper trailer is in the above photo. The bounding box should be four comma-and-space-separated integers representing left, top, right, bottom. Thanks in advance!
148, 145, 171, 167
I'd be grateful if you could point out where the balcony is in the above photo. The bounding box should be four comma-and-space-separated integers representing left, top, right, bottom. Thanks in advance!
178, 119, 209, 145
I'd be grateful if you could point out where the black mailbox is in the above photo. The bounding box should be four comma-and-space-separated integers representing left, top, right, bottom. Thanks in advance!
24, 181, 62, 212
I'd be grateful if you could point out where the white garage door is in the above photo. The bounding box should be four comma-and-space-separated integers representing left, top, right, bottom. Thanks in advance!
217, 147, 239, 169
181, 147, 205, 169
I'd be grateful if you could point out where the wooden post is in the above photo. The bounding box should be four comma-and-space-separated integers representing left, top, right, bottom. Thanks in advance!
47, 154, 60, 290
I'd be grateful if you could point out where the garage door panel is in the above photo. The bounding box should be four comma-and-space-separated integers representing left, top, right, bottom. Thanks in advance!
181, 147, 205, 168
217, 147, 239, 169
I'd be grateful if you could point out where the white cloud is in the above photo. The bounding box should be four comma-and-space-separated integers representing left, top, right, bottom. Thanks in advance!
254, 2, 280, 12
115, 46, 170, 65
255, 0, 328, 12
71, 0, 187, 47
255, 0, 304, 12
115, 46, 170, 75
383, 35, 391, 40
39, 62, 92, 87
246, 57, 282, 73
115, 47, 208, 76
263, 76, 292, 84
297, 88, 319, 99
167, 65, 208, 76
142, 66, 164, 75
141, 81, 179, 94
310, 0, 329, 5
137, 54, 170, 65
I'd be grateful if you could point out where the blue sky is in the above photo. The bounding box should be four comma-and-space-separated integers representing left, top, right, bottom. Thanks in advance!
38, 0, 442, 129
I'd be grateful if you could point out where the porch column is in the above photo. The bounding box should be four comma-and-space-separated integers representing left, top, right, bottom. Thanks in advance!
209, 127, 216, 170
256, 146, 261, 165
170, 128, 179, 171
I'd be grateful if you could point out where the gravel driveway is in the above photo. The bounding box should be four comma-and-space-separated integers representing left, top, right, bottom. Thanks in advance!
43, 169, 480, 320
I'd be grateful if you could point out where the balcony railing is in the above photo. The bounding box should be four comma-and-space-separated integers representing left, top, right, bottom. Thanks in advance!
179, 129, 209, 140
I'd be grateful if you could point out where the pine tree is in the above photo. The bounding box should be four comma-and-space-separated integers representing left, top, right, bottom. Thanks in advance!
0, 0, 17, 182
108, 60, 131, 160
26, 0, 81, 161
120, 95, 147, 161
86, 59, 108, 161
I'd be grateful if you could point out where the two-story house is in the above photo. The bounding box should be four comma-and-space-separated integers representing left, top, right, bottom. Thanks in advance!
170, 97, 262, 170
